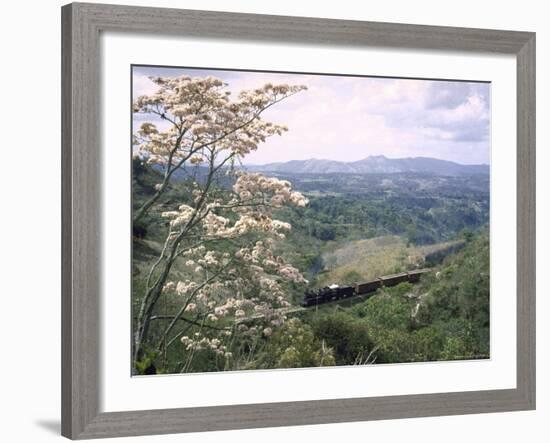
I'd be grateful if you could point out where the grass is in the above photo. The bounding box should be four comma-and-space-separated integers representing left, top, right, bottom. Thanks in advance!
315, 235, 463, 287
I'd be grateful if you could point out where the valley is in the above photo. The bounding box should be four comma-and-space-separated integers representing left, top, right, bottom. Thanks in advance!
133, 157, 490, 371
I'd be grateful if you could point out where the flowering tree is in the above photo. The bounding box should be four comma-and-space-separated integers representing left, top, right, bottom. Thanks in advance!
132, 74, 309, 372
133, 75, 306, 223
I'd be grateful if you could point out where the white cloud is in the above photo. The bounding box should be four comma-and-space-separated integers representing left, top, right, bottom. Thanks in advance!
132, 74, 159, 97
132, 67, 491, 165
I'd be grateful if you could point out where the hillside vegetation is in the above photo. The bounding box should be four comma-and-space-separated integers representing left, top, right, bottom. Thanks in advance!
301, 232, 490, 365
133, 159, 490, 372
316, 236, 464, 287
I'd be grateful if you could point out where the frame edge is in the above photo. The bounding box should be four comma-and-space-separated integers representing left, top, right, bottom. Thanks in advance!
61, 3, 75, 439
62, 2, 103, 439
61, 2, 537, 439
516, 32, 536, 411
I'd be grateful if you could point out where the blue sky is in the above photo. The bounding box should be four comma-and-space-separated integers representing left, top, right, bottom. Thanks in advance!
133, 66, 490, 165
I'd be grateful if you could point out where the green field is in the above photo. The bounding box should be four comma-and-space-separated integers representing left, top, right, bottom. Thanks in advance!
316, 235, 464, 286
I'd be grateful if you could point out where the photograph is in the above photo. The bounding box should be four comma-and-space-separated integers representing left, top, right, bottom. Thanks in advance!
131, 65, 491, 375
1, 0, 540, 440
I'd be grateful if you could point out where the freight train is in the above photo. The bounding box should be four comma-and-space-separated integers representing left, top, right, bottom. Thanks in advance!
301, 269, 430, 307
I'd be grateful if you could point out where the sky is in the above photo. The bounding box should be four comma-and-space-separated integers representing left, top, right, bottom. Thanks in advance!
132, 65, 491, 165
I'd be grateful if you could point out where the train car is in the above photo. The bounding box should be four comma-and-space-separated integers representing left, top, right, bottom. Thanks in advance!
379, 272, 409, 287
355, 279, 382, 295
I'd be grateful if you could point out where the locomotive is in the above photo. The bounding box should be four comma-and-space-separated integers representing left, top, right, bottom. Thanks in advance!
301, 284, 355, 307
301, 269, 429, 307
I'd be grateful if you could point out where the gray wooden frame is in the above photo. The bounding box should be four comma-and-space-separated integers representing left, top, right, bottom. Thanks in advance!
61, 2, 536, 439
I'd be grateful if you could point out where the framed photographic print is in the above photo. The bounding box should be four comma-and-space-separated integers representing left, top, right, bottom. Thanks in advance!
61, 2, 536, 439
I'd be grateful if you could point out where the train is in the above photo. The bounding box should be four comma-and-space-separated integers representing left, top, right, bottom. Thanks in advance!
301, 269, 430, 307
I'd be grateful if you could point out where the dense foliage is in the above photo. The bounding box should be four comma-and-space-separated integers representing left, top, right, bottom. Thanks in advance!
133, 160, 490, 372
276, 172, 489, 246
289, 232, 490, 366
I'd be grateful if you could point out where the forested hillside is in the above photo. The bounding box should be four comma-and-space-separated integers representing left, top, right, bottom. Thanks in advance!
132, 159, 490, 372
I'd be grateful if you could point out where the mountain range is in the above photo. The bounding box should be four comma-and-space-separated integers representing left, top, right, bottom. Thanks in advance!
245, 155, 489, 176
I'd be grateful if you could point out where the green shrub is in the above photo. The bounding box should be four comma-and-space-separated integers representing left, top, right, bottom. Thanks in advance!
251, 319, 336, 369
311, 311, 374, 365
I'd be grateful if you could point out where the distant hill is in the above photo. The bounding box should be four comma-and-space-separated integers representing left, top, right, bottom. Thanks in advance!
245, 155, 489, 176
